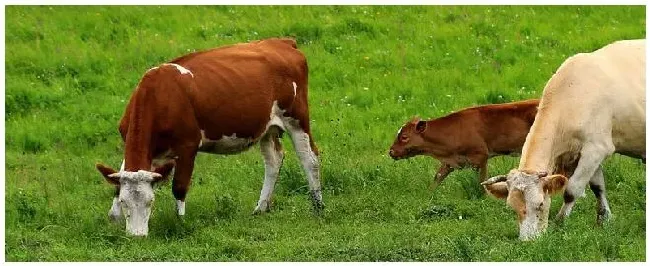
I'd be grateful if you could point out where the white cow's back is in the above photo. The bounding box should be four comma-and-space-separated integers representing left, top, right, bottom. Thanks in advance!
520, 39, 646, 171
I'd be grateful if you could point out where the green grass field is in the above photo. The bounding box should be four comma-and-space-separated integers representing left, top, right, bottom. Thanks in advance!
4, 6, 646, 261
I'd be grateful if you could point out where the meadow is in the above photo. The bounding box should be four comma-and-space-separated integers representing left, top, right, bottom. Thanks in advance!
4, 5, 646, 261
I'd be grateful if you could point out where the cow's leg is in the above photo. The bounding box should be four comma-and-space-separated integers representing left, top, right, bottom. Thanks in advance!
253, 128, 284, 214
589, 165, 612, 225
171, 146, 198, 217
108, 159, 125, 222
430, 163, 454, 190
285, 120, 323, 213
556, 143, 613, 222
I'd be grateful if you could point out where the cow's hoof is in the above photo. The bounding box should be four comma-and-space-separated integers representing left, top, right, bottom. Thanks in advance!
311, 201, 325, 215
596, 210, 612, 226
252, 200, 271, 215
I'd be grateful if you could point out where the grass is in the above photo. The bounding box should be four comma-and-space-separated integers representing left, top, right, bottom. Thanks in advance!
4, 5, 646, 261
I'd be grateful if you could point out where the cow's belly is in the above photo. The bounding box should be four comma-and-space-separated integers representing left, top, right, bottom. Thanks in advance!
197, 101, 288, 155
198, 132, 258, 155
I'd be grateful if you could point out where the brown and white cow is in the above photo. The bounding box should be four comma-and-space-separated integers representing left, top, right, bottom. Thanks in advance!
95, 38, 323, 236
481, 39, 646, 240
389, 99, 539, 189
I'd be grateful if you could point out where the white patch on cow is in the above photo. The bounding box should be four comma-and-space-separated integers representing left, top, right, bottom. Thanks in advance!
396, 127, 403, 137
164, 63, 194, 77
267, 101, 287, 131
147, 66, 159, 72
176, 200, 185, 216
292, 82, 297, 97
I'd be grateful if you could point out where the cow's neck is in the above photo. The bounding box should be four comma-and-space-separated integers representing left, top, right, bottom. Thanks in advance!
518, 100, 561, 173
123, 92, 155, 171
420, 120, 453, 156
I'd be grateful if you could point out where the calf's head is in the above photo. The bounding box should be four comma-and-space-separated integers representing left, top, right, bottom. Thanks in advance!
389, 117, 428, 160
96, 162, 174, 236
481, 169, 567, 241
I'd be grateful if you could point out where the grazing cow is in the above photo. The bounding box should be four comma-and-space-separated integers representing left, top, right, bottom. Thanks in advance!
481, 39, 646, 240
95, 38, 323, 236
389, 99, 539, 189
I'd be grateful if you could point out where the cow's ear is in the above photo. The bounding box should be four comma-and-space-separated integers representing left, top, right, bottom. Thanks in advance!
96, 163, 120, 185
481, 175, 509, 199
416, 120, 427, 133
542, 174, 568, 195
483, 181, 509, 199
152, 161, 175, 184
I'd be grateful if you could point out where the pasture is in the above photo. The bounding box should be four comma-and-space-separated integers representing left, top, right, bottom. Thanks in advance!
4, 5, 646, 261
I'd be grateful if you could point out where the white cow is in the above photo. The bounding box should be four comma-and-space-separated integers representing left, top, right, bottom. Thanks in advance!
481, 39, 646, 241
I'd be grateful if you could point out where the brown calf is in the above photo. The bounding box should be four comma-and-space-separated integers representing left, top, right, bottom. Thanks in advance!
95, 38, 323, 236
389, 99, 539, 189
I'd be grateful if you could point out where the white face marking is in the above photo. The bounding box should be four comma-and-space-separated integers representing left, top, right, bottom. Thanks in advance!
113, 170, 161, 236
506, 170, 551, 240
164, 63, 194, 77
176, 200, 185, 216
292, 82, 297, 97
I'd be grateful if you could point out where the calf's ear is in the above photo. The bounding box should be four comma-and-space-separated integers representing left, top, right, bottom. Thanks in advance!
152, 161, 175, 184
96, 163, 120, 185
542, 174, 568, 195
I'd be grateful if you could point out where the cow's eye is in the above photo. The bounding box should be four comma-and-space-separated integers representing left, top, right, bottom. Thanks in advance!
400, 135, 409, 142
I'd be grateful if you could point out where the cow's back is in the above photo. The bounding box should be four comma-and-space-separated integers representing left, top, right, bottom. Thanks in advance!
171, 38, 308, 141
476, 99, 539, 155
530, 39, 645, 159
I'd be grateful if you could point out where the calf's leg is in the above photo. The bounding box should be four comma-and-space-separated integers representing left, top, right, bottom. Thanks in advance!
430, 163, 453, 190
253, 128, 285, 214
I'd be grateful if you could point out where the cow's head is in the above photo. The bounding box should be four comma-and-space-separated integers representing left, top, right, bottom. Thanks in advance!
96, 162, 174, 236
389, 117, 428, 160
481, 169, 568, 241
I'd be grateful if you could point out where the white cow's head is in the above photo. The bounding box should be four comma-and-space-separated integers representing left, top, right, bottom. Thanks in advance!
481, 169, 568, 241
96, 162, 174, 236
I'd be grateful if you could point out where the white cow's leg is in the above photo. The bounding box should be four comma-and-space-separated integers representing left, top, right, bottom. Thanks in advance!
176, 200, 186, 216
285, 122, 323, 212
556, 144, 613, 222
253, 130, 284, 214
588, 165, 612, 225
